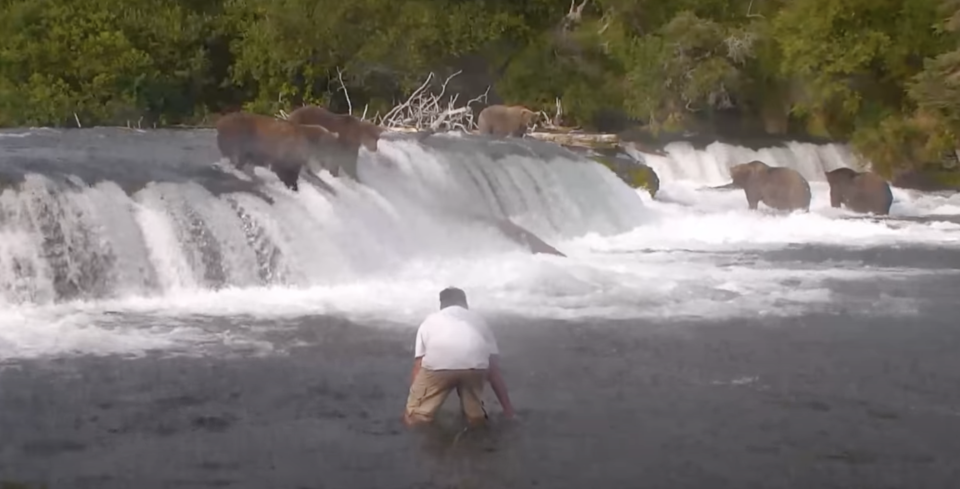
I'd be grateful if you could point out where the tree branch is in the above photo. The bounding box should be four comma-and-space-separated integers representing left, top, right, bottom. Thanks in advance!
564, 0, 589, 29
336, 66, 352, 116
379, 71, 489, 132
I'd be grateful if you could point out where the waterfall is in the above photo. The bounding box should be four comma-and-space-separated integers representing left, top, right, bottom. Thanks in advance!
624, 140, 866, 185
0, 128, 647, 307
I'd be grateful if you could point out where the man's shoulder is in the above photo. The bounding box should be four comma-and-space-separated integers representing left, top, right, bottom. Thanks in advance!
420, 306, 490, 328
451, 308, 493, 335
421, 308, 453, 323
418, 308, 456, 329
445, 305, 486, 321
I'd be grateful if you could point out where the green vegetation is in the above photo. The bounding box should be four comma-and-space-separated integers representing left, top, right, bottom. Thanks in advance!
2, 0, 960, 176
593, 156, 659, 197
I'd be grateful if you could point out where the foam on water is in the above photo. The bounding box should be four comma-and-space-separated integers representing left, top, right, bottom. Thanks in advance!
1, 131, 959, 360
630, 140, 861, 185
0, 241, 941, 360
632, 139, 960, 219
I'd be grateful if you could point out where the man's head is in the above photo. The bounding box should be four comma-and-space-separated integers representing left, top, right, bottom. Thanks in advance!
439, 287, 468, 309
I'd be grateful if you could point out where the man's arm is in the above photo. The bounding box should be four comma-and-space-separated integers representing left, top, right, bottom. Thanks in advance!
410, 356, 422, 385
487, 354, 515, 418
403, 327, 427, 424
410, 326, 426, 386
477, 318, 514, 418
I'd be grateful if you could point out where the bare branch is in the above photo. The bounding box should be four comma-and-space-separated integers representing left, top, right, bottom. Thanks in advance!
724, 31, 757, 64
564, 0, 589, 28
530, 97, 576, 132
598, 12, 612, 35
381, 72, 435, 125
379, 71, 489, 132
336, 66, 352, 115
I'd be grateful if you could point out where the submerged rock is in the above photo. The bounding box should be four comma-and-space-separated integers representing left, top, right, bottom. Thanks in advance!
593, 155, 659, 198
559, 143, 660, 197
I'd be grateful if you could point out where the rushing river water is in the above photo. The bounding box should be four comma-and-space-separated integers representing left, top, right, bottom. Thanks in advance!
1, 127, 959, 489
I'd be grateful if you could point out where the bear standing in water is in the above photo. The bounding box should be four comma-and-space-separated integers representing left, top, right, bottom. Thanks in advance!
728, 160, 811, 212
286, 105, 385, 182
215, 111, 341, 194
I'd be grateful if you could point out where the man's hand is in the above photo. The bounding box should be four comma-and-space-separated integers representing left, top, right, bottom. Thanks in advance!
486, 355, 515, 419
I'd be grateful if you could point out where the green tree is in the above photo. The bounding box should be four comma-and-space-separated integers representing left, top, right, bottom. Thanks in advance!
0, 0, 959, 180
0, 0, 223, 126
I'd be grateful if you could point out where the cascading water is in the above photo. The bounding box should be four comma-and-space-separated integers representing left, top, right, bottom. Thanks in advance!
2, 128, 960, 360
625, 140, 864, 185
0, 129, 647, 307
618, 138, 960, 217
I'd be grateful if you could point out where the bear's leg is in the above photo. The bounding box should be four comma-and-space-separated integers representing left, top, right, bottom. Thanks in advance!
342, 155, 359, 181
299, 167, 338, 196
234, 152, 260, 180
279, 168, 300, 192
267, 160, 299, 191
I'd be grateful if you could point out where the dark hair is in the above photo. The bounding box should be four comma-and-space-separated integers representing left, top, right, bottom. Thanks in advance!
439, 287, 468, 308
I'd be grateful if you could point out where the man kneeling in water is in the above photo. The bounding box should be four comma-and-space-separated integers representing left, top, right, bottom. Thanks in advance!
403, 287, 515, 427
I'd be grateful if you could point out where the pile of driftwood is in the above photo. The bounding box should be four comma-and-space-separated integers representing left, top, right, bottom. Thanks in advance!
278, 69, 621, 149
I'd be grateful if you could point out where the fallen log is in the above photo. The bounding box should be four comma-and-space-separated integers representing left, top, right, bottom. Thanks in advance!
384, 126, 621, 148
525, 131, 619, 148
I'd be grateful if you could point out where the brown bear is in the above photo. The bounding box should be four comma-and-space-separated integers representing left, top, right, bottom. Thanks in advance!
477, 105, 540, 138
286, 105, 385, 181
728, 160, 811, 212
215, 111, 341, 194
825, 167, 893, 215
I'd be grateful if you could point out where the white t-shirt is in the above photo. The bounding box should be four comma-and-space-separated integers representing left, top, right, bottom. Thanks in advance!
414, 306, 499, 370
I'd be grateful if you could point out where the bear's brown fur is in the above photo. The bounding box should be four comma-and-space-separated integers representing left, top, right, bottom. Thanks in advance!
729, 160, 811, 212
477, 105, 540, 137
215, 111, 340, 194
286, 105, 385, 181
825, 167, 893, 215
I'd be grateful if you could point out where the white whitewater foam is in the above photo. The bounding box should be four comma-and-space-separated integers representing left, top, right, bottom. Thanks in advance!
584, 183, 960, 252
0, 229, 946, 361
2, 133, 960, 361
0, 248, 929, 358
629, 140, 862, 185
627, 138, 960, 219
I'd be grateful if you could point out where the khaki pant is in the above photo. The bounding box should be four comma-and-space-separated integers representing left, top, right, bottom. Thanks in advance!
405, 368, 488, 425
